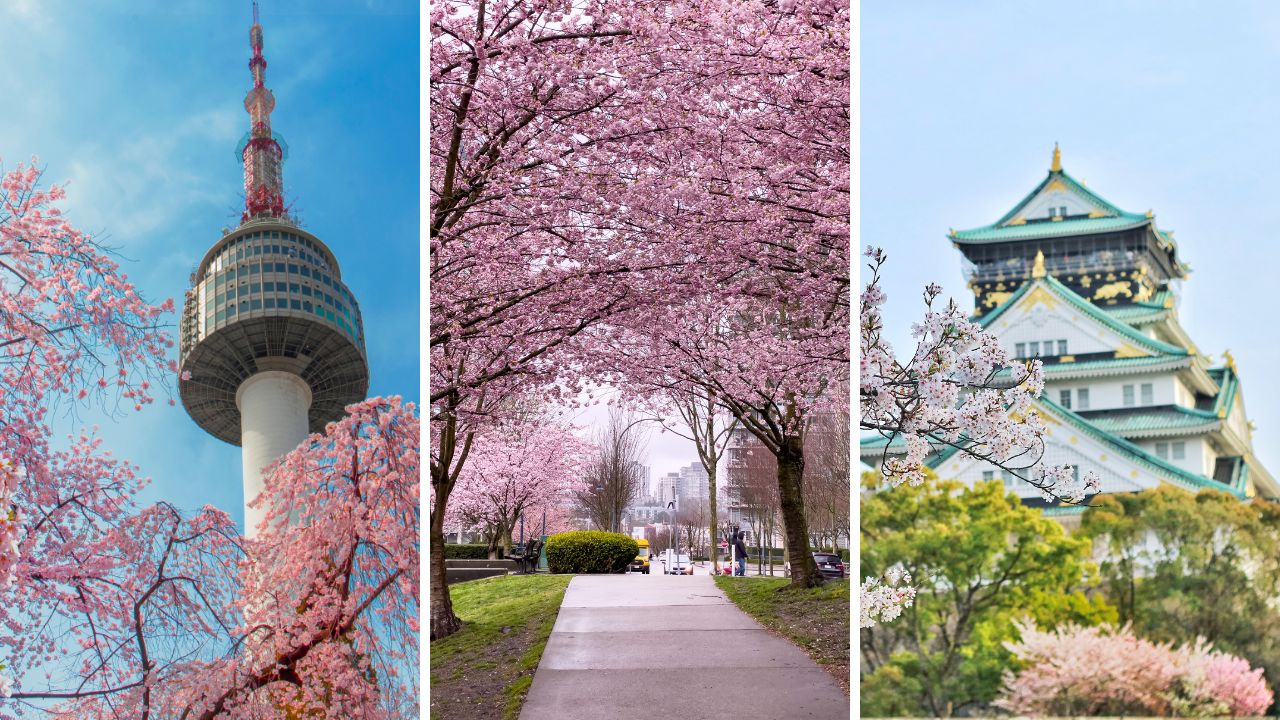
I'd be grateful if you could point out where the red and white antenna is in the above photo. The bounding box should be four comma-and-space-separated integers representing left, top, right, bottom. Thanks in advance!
240, 0, 287, 222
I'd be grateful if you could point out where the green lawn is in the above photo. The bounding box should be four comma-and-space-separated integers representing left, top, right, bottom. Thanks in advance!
715, 575, 850, 692
430, 574, 572, 720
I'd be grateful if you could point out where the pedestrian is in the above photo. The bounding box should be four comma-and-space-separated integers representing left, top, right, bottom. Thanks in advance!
734, 531, 748, 576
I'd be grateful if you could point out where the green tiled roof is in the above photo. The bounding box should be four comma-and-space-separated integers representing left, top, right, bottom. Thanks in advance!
1102, 290, 1174, 324
1208, 366, 1240, 419
862, 399, 1242, 498
1039, 395, 1244, 498
954, 214, 1152, 243
953, 167, 1166, 245
1077, 405, 1220, 438
976, 273, 1188, 358
1039, 355, 1191, 379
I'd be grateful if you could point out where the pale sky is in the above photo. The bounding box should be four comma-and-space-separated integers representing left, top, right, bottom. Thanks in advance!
864, 1, 1280, 475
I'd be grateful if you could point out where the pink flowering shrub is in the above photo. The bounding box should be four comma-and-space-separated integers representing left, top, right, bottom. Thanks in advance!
1198, 653, 1273, 716
998, 620, 1273, 717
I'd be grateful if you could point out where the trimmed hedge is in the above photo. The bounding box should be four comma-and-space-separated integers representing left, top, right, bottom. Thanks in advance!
443, 544, 504, 559
546, 531, 638, 574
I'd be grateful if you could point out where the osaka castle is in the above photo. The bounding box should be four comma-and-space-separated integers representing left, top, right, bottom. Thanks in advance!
862, 145, 1278, 521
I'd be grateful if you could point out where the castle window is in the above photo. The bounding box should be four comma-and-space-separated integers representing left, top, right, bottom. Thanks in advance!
1058, 340, 1068, 355
1077, 388, 1090, 410
1156, 442, 1169, 459
1015, 343, 1025, 358
1060, 390, 1071, 409
982, 471, 994, 481
1029, 341, 1040, 357
1123, 385, 1135, 406
1172, 442, 1186, 460
1141, 383, 1154, 405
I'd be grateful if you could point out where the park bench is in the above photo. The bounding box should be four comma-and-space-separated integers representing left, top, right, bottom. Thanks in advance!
510, 538, 542, 574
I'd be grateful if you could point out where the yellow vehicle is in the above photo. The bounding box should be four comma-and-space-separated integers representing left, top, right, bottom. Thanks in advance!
629, 539, 651, 574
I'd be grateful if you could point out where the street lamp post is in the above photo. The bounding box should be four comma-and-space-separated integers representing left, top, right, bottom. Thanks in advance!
667, 499, 679, 573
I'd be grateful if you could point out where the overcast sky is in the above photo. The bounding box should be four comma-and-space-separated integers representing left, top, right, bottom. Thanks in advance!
864, 1, 1280, 475
0, 0, 418, 531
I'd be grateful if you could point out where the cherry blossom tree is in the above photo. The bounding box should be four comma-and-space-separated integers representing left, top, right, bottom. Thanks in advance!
445, 414, 589, 557
0, 158, 177, 709
4, 397, 418, 719
160, 397, 420, 720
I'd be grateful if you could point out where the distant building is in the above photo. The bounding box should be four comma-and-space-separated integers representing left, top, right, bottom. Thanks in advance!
862, 145, 1277, 525
178, 8, 367, 538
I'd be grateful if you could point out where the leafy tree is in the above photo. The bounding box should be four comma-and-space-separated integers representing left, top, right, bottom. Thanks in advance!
859, 471, 1113, 717
1081, 486, 1280, 710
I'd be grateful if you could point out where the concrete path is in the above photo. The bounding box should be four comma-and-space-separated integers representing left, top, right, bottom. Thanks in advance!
519, 574, 849, 720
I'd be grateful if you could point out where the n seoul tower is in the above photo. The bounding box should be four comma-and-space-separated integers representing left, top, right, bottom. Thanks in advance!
179, 2, 368, 537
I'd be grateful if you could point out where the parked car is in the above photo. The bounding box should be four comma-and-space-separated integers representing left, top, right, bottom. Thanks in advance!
662, 552, 692, 574
784, 552, 846, 579
812, 552, 845, 579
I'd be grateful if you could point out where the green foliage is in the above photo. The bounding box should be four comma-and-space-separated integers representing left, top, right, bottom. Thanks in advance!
545, 530, 638, 574
1081, 486, 1280, 712
861, 658, 925, 717
443, 543, 503, 559
859, 470, 1111, 717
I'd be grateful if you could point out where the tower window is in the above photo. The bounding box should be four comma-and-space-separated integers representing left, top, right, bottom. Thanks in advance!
1156, 442, 1169, 459
982, 471, 994, 481
1172, 442, 1186, 460
1060, 390, 1071, 408
1123, 385, 1135, 406
1077, 388, 1090, 410
1058, 340, 1068, 355
1029, 341, 1040, 357
1141, 383, 1154, 405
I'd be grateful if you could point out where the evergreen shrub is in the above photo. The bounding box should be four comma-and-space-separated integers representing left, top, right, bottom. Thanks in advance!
443, 544, 502, 559
546, 531, 638, 574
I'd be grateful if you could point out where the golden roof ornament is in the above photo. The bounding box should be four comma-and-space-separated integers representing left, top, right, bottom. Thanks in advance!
1050, 142, 1062, 172
1224, 349, 1238, 373
1032, 249, 1047, 278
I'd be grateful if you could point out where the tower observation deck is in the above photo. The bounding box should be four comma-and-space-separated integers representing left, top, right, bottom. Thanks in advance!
179, 3, 368, 537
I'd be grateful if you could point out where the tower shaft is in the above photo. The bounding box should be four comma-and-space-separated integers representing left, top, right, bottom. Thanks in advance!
237, 371, 311, 537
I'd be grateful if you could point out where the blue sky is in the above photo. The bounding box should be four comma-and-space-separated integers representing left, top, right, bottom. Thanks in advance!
0, 0, 419, 530
864, 1, 1280, 474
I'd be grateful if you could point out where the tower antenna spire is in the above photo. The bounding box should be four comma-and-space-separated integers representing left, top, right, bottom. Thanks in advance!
241, 0, 287, 222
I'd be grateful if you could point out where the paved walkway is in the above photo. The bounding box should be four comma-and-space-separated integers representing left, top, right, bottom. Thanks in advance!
519, 574, 849, 720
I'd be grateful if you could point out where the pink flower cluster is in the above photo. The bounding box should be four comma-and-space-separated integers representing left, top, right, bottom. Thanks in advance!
998, 620, 1273, 717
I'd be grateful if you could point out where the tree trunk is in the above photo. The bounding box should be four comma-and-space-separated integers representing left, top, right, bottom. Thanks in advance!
429, 493, 462, 640
708, 466, 719, 574
777, 436, 820, 588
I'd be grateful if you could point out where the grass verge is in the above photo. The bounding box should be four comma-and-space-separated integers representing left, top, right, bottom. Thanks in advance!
715, 575, 850, 693
430, 574, 572, 720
